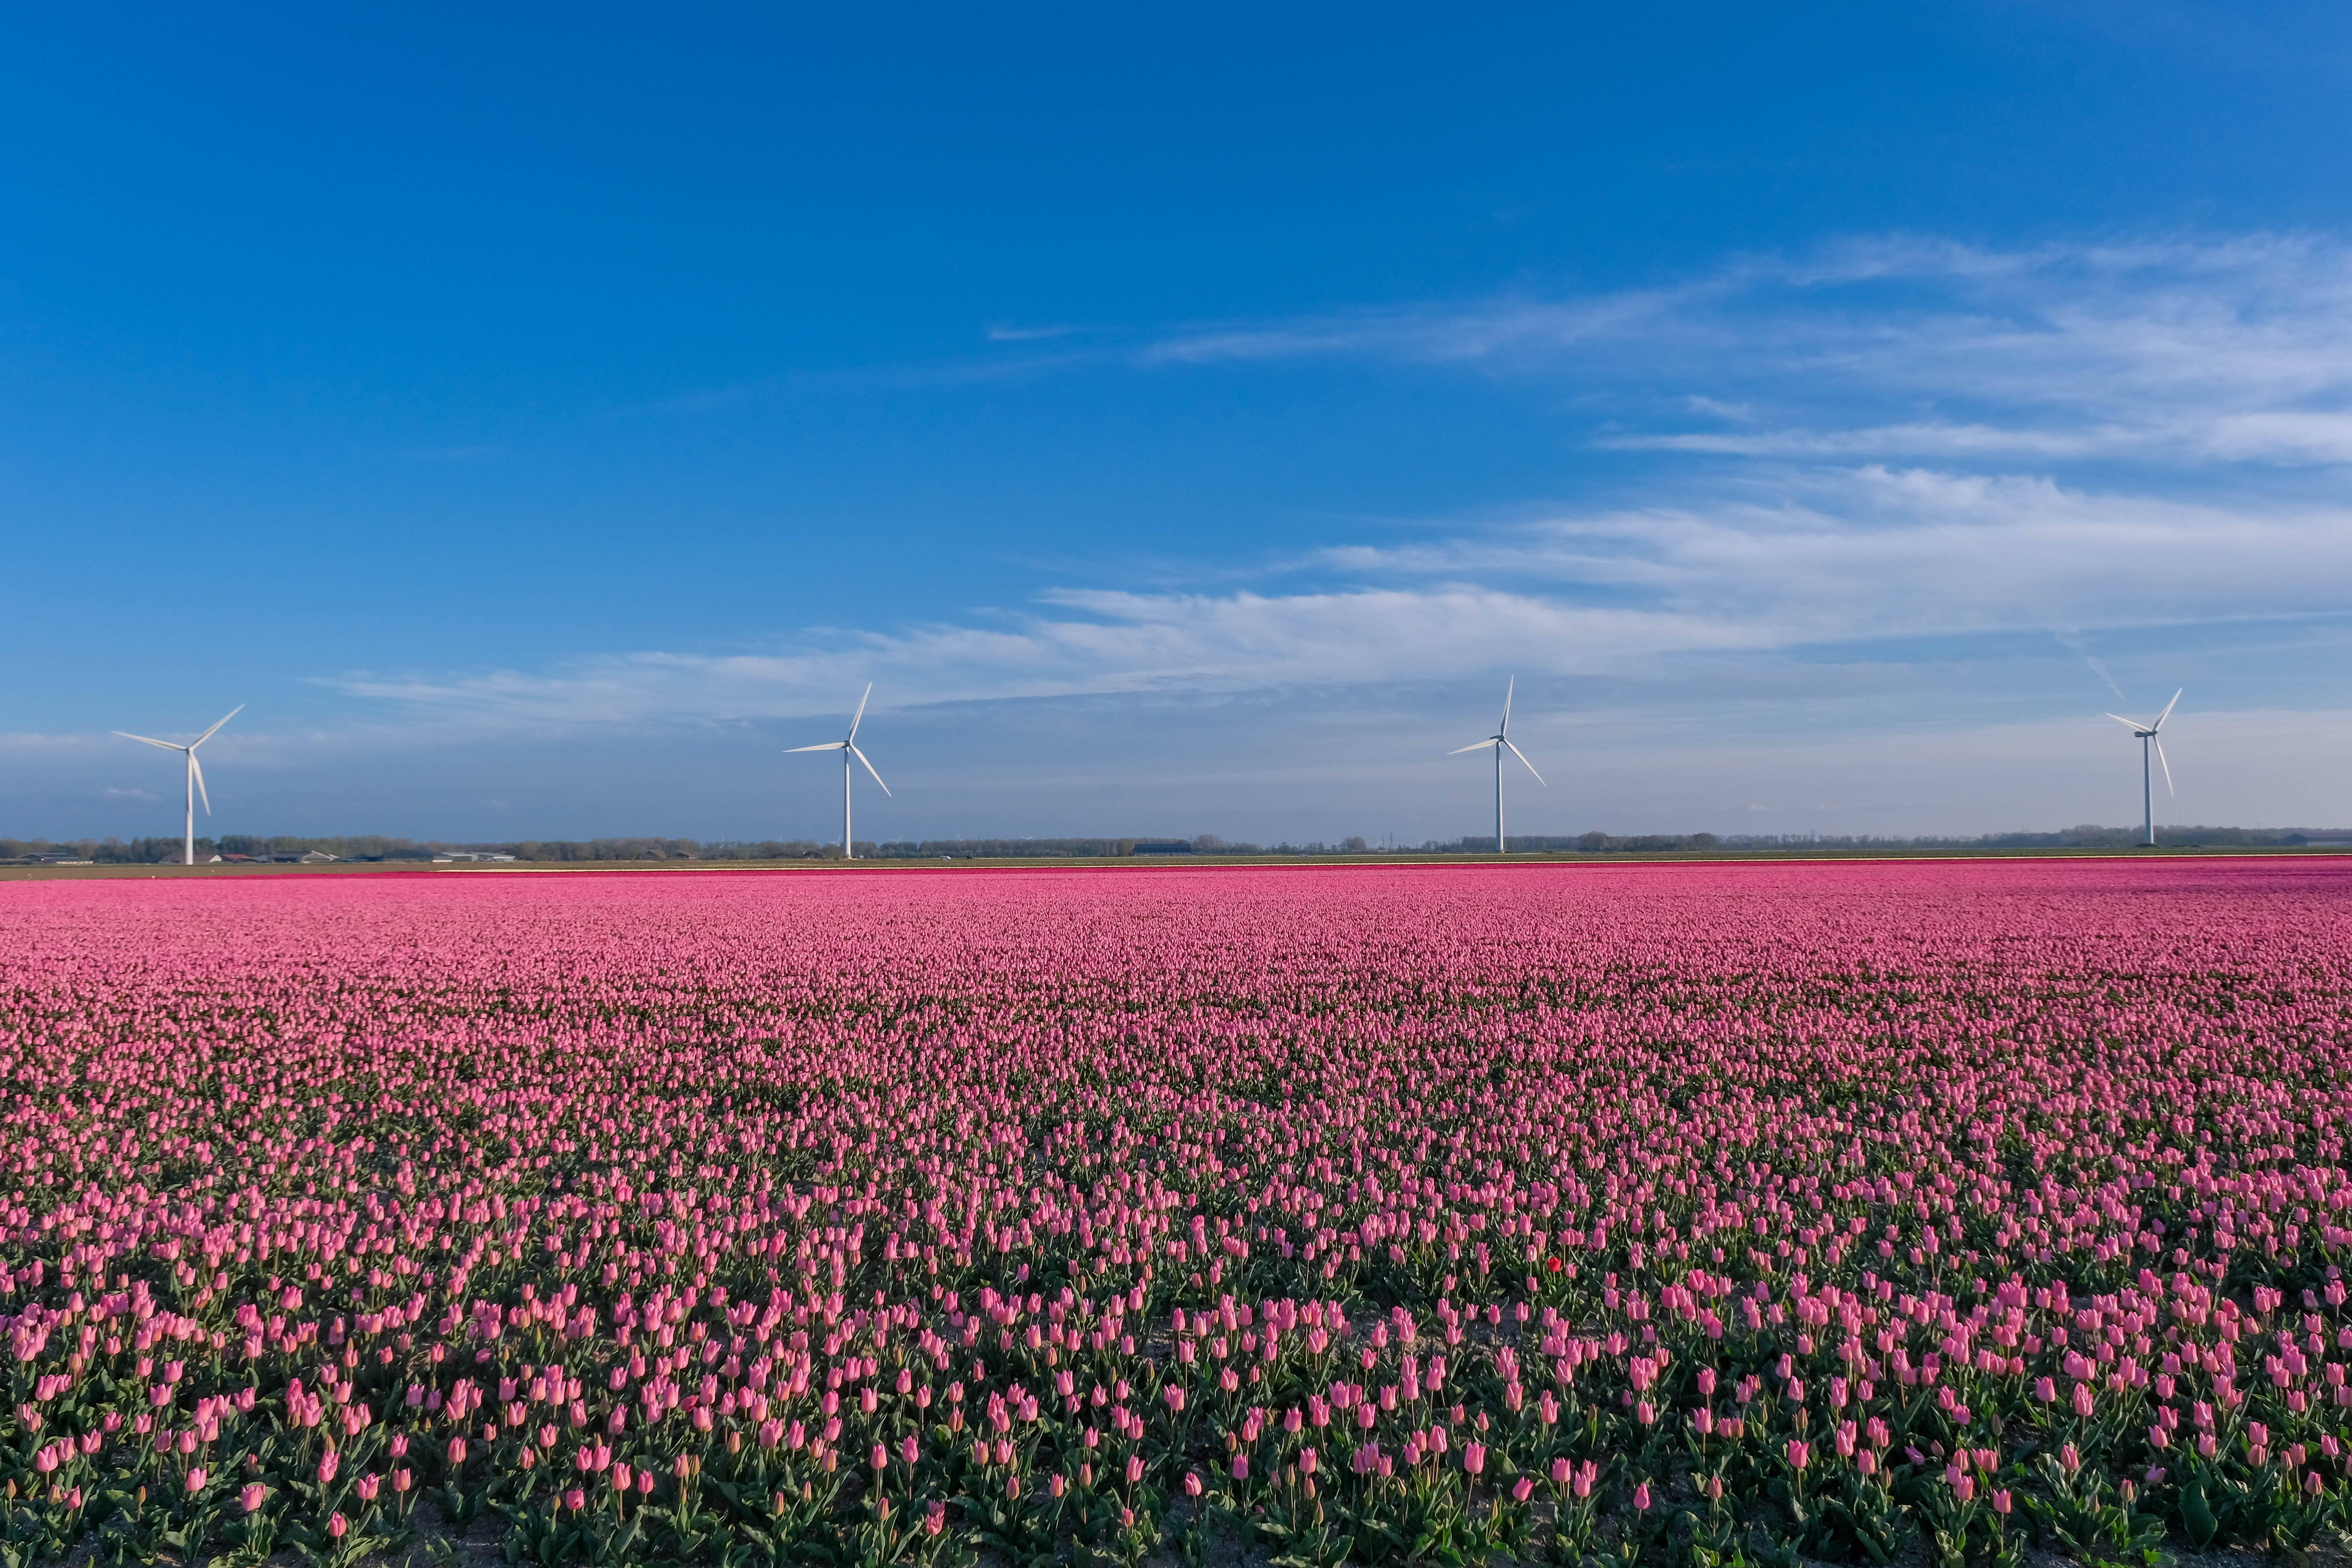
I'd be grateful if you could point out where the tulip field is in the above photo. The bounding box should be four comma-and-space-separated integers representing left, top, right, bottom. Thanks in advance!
6, 858, 2352, 1568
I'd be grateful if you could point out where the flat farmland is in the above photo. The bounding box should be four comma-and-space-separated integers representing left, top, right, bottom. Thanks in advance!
3, 860, 2350, 1566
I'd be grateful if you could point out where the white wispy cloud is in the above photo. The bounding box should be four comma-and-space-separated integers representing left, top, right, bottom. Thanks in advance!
1148, 233, 2352, 465
1326, 468, 2352, 636
315, 233, 2352, 738
323, 590, 1758, 731
322, 465, 2352, 730
1141, 290, 1693, 367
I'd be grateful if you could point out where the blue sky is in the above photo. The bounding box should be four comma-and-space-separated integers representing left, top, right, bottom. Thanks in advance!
9, 2, 2352, 843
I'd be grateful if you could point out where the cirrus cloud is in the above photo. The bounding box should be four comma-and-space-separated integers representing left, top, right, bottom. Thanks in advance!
324, 234, 2352, 746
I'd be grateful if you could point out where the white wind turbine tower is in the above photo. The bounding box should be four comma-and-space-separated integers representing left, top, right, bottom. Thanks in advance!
114, 706, 244, 866
1449, 677, 1545, 853
787, 685, 889, 859
2106, 689, 2181, 848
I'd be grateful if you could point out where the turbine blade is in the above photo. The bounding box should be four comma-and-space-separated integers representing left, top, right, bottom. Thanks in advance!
785, 742, 849, 753
2153, 688, 2182, 731
1504, 737, 1546, 786
1447, 740, 1496, 755
2104, 714, 2144, 733
846, 683, 872, 744
849, 744, 890, 797
1499, 676, 1514, 734
191, 704, 244, 748
190, 751, 211, 815
2155, 738, 2175, 797
114, 731, 185, 751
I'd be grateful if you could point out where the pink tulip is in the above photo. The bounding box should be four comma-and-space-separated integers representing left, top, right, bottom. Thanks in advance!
6, 846, 2343, 1560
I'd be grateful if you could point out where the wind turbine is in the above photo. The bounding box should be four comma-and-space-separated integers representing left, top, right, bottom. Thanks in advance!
114, 706, 243, 866
787, 685, 889, 859
2106, 689, 2180, 847
1449, 677, 1544, 853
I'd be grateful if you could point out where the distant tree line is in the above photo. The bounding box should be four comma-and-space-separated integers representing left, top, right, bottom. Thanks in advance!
0, 837, 203, 864
510, 838, 708, 861
1711, 824, 2349, 850
0, 837, 410, 864
873, 839, 1167, 859
5, 823, 2345, 865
